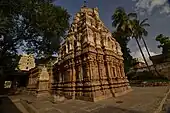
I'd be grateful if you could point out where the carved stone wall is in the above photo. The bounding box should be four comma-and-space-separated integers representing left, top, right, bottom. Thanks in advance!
27, 67, 40, 95
27, 65, 50, 97
53, 6, 132, 102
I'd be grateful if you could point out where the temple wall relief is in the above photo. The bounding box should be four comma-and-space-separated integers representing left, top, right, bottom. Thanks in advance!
50, 6, 132, 102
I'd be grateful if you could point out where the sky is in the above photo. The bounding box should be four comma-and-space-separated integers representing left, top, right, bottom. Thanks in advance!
54, 0, 170, 63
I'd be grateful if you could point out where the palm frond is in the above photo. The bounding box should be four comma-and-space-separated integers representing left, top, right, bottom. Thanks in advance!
140, 18, 149, 25
142, 29, 148, 37
141, 23, 150, 27
115, 7, 125, 13
128, 12, 137, 19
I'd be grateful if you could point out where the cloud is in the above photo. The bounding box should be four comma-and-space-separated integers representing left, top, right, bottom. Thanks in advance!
130, 47, 159, 65
133, 0, 170, 15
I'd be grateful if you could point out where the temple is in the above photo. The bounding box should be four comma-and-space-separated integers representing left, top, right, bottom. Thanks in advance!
52, 6, 132, 102
18, 54, 35, 71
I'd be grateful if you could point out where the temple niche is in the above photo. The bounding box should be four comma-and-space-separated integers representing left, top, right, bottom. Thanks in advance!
53, 6, 132, 102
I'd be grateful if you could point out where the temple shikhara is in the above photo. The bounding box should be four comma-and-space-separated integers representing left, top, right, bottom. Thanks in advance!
26, 5, 132, 102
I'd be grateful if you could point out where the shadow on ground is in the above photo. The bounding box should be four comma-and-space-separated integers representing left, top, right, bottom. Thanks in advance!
90, 106, 145, 113
0, 96, 21, 113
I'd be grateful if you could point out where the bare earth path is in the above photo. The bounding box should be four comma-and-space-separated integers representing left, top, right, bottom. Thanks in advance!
9, 86, 170, 113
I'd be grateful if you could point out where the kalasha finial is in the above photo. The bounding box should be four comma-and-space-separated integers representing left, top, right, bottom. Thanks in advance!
83, 0, 87, 7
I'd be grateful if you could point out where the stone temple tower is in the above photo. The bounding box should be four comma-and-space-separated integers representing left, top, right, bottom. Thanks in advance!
18, 54, 35, 71
53, 6, 132, 102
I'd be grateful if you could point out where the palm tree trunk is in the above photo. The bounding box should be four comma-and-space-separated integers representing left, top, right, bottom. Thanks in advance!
141, 37, 160, 76
134, 37, 152, 73
141, 37, 151, 58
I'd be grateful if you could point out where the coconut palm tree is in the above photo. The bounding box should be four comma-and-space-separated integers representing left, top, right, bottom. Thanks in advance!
112, 7, 138, 74
130, 18, 161, 76
112, 7, 136, 38
132, 19, 152, 60
112, 7, 150, 70
129, 19, 151, 72
133, 18, 160, 76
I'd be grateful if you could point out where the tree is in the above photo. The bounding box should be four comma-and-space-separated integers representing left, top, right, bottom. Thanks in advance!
112, 7, 136, 38
0, 0, 70, 91
112, 7, 132, 73
0, 0, 70, 70
112, 7, 153, 74
156, 34, 170, 56
130, 18, 152, 73
112, 7, 135, 73
133, 18, 161, 76
134, 18, 151, 58
112, 33, 133, 73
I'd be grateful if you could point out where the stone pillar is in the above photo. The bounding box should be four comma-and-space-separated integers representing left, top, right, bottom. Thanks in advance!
48, 65, 53, 93
63, 68, 70, 98
89, 60, 95, 101
105, 56, 114, 97
120, 63, 131, 90
106, 57, 112, 79
75, 63, 83, 99
83, 62, 91, 99
93, 58, 103, 100
117, 65, 124, 92
56, 70, 62, 96
97, 60, 105, 96
61, 70, 65, 95
79, 66, 83, 98
71, 61, 76, 99
113, 64, 118, 78
66, 68, 72, 98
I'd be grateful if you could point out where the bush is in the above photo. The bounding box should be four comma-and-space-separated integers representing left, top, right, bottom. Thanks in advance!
127, 71, 169, 81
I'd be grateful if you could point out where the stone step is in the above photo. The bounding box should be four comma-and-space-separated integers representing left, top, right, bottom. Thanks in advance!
15, 102, 30, 113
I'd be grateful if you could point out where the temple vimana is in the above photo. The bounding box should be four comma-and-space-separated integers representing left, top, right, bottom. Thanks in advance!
25, 6, 132, 102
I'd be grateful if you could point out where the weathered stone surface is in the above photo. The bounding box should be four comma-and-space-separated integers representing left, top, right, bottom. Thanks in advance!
52, 6, 131, 102
52, 95, 65, 103
26, 5, 131, 102
10, 86, 170, 113
18, 54, 35, 71
27, 65, 50, 97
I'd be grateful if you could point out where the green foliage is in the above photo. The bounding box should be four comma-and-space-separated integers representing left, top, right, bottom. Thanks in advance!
0, 0, 70, 70
129, 19, 150, 38
112, 7, 132, 37
112, 7, 134, 73
112, 33, 133, 73
156, 34, 170, 56
112, 7, 152, 74
127, 71, 166, 81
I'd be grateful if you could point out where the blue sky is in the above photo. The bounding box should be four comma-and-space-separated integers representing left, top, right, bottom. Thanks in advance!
54, 0, 170, 62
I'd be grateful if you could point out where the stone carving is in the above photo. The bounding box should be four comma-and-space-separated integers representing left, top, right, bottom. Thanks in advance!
27, 5, 132, 101
18, 54, 35, 71
52, 6, 132, 102
27, 65, 50, 97
87, 28, 94, 44
116, 42, 123, 56
39, 66, 49, 81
